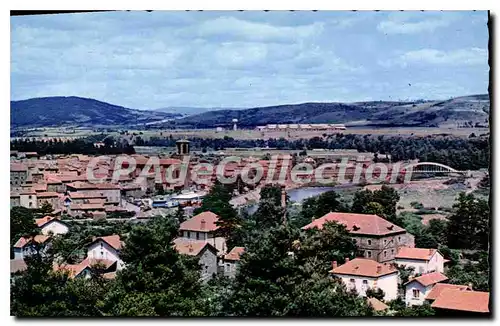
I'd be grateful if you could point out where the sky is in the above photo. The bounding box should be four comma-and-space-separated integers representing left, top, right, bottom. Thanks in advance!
11, 11, 489, 109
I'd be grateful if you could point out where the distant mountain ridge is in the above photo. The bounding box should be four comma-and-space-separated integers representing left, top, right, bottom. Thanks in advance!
11, 94, 490, 129
11, 96, 182, 128
165, 94, 490, 129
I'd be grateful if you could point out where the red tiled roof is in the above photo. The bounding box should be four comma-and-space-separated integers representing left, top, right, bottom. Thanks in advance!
431, 289, 490, 313
224, 247, 245, 261
406, 271, 448, 287
302, 212, 405, 236
91, 235, 122, 250
396, 247, 438, 261
14, 235, 50, 248
179, 211, 219, 232
426, 283, 472, 301
66, 181, 98, 190
35, 215, 58, 227
11, 163, 28, 172
11, 259, 27, 274
36, 192, 60, 198
71, 203, 105, 210
69, 191, 106, 199
173, 238, 216, 256
160, 158, 182, 165
330, 258, 397, 278
367, 297, 389, 311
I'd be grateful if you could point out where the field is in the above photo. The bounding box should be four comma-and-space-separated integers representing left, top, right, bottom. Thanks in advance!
14, 126, 489, 141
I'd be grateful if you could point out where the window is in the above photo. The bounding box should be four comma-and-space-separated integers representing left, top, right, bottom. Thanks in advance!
196, 232, 200, 240
383, 240, 387, 245
366, 251, 372, 258
398, 236, 401, 242
384, 251, 387, 257
367, 240, 372, 245
225, 263, 231, 273
391, 249, 394, 255
413, 289, 420, 298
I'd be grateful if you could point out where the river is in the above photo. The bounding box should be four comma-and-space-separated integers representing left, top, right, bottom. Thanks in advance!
243, 185, 357, 215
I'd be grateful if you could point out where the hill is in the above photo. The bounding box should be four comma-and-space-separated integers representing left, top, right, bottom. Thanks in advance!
11, 96, 181, 128
165, 94, 490, 129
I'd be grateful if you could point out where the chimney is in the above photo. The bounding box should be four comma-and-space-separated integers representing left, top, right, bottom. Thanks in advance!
468, 283, 473, 290
376, 266, 382, 274
345, 257, 350, 263
200, 219, 206, 230
188, 244, 193, 253
332, 261, 338, 269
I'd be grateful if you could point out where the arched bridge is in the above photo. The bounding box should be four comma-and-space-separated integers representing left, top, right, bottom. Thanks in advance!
401, 162, 468, 176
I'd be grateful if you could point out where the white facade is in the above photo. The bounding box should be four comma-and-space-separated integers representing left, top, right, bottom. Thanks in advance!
223, 260, 240, 278
20, 194, 37, 209
336, 273, 399, 301
181, 230, 227, 254
404, 281, 432, 306
198, 247, 218, 282
40, 220, 69, 236
87, 240, 124, 269
395, 252, 444, 275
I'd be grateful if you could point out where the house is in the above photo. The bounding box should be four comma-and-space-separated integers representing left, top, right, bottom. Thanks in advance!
425, 283, 472, 304
54, 257, 117, 279
173, 238, 218, 282
35, 216, 69, 236
86, 235, 125, 270
367, 297, 389, 312
19, 191, 37, 209
303, 212, 415, 263
11, 163, 28, 187
223, 246, 245, 278
13, 235, 51, 260
329, 258, 399, 301
36, 192, 62, 210
179, 211, 227, 254
404, 271, 448, 306
431, 289, 490, 315
10, 259, 27, 275
395, 247, 445, 275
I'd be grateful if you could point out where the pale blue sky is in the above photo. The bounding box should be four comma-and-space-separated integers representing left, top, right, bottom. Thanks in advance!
11, 11, 489, 109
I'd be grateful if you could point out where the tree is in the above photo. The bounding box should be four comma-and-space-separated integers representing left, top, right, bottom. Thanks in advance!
447, 193, 490, 250
394, 303, 435, 316
365, 287, 385, 301
351, 186, 401, 225
220, 224, 373, 317
301, 191, 347, 222
101, 216, 206, 316
11, 207, 37, 245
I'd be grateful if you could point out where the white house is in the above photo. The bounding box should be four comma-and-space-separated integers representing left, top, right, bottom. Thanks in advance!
13, 235, 51, 260
330, 258, 399, 301
404, 271, 448, 306
35, 216, 69, 236
86, 235, 125, 270
395, 247, 445, 275
173, 238, 218, 282
223, 247, 245, 278
179, 211, 227, 254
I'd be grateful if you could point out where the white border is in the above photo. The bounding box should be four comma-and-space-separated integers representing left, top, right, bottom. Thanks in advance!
3, 2, 498, 325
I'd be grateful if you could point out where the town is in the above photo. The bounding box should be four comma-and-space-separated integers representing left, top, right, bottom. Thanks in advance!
10, 10, 491, 319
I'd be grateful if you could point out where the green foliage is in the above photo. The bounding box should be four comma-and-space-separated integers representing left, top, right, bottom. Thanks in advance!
446, 251, 489, 291
447, 193, 490, 250
220, 223, 373, 317
101, 216, 206, 316
352, 185, 401, 225
394, 303, 435, 317
365, 287, 385, 301
11, 207, 38, 245
301, 190, 348, 223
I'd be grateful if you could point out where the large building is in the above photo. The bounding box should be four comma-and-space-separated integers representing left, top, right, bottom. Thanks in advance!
302, 212, 415, 263
256, 123, 346, 132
